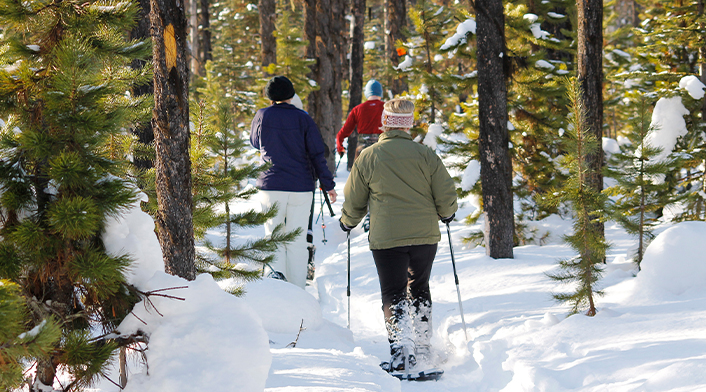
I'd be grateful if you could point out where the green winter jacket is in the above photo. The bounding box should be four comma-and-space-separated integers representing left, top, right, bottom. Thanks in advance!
341, 129, 458, 250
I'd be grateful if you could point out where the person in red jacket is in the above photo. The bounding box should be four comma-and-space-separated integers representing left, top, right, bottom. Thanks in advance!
336, 79, 385, 164
336, 80, 384, 232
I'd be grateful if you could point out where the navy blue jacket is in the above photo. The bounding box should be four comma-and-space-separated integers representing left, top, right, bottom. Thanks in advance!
250, 103, 335, 192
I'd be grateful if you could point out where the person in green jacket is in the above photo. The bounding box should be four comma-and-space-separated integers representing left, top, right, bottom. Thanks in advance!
339, 98, 458, 372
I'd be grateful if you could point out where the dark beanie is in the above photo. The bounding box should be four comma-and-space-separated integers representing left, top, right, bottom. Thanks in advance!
265, 76, 295, 102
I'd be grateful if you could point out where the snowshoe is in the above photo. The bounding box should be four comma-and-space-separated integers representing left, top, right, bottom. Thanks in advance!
380, 344, 416, 373
267, 270, 287, 281
389, 368, 444, 381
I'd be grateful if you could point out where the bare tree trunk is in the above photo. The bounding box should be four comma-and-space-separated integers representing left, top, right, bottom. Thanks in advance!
384, 0, 407, 95
699, 0, 706, 121
259, 0, 277, 72
476, 0, 514, 259
198, 0, 211, 73
130, 0, 154, 171
577, 0, 605, 246
347, 0, 365, 170
189, 0, 199, 77
151, 0, 196, 280
305, 0, 346, 172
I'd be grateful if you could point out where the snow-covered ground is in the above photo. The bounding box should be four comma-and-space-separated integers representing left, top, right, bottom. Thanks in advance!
72, 152, 706, 392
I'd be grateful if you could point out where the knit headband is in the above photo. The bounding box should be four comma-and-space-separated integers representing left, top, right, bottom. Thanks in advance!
381, 110, 414, 129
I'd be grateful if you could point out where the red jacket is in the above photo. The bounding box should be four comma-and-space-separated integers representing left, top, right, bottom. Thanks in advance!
336, 99, 384, 153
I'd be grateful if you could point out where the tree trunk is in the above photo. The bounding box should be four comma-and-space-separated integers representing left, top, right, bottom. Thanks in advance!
197, 0, 211, 75
696, 0, 706, 121
384, 0, 407, 95
259, 0, 277, 72
347, 0, 364, 170
130, 0, 154, 171
305, 0, 346, 172
151, 0, 196, 280
577, 0, 604, 244
607, 0, 638, 34
189, 0, 199, 77
476, 0, 514, 259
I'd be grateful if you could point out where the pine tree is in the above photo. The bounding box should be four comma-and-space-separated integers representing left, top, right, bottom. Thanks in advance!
613, 1, 706, 222
605, 96, 673, 269
263, 10, 318, 106
0, 0, 151, 387
543, 78, 609, 316
363, 2, 388, 84
192, 66, 299, 293
403, 0, 455, 126
505, 1, 573, 219
0, 280, 61, 390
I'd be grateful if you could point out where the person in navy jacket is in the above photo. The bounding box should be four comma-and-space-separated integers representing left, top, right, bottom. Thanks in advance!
250, 76, 337, 288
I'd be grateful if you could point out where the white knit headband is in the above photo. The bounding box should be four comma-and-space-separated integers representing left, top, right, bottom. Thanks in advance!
381, 110, 414, 129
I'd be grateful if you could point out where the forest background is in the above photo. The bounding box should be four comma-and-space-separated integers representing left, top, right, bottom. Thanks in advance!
2, 0, 706, 390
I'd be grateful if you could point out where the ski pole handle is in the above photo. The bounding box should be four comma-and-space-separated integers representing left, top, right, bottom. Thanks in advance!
321, 187, 335, 217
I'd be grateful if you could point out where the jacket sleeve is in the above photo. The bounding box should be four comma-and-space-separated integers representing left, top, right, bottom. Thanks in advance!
336, 109, 357, 153
250, 111, 262, 150
429, 153, 458, 219
341, 161, 369, 227
305, 116, 336, 191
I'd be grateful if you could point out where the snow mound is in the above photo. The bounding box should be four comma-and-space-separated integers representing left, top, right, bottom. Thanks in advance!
120, 273, 271, 392
102, 192, 164, 288
634, 221, 706, 296
244, 278, 324, 333
105, 192, 271, 392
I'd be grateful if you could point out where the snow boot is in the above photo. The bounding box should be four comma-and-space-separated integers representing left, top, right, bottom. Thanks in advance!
380, 343, 416, 373
306, 244, 316, 281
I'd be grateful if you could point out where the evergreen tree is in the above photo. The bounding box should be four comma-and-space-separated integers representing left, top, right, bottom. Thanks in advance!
612, 1, 706, 222
543, 78, 609, 316
402, 0, 454, 126
0, 0, 151, 387
192, 66, 299, 293
263, 10, 318, 106
363, 2, 388, 84
0, 280, 61, 390
605, 97, 673, 269
505, 1, 573, 219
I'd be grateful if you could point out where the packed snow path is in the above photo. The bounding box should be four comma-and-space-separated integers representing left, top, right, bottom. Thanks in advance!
253, 163, 706, 392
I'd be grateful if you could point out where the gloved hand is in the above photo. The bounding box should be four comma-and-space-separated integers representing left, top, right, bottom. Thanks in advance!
339, 219, 354, 233
338, 150, 345, 158
440, 213, 455, 225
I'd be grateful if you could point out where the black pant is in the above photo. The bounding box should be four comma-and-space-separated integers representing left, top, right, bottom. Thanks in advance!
372, 244, 437, 346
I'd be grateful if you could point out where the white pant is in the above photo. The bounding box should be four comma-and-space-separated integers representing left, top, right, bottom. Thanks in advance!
260, 190, 313, 289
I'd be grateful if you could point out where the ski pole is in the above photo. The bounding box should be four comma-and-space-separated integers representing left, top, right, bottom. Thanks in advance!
446, 221, 468, 341
320, 187, 335, 217
336, 152, 344, 171
347, 230, 351, 329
